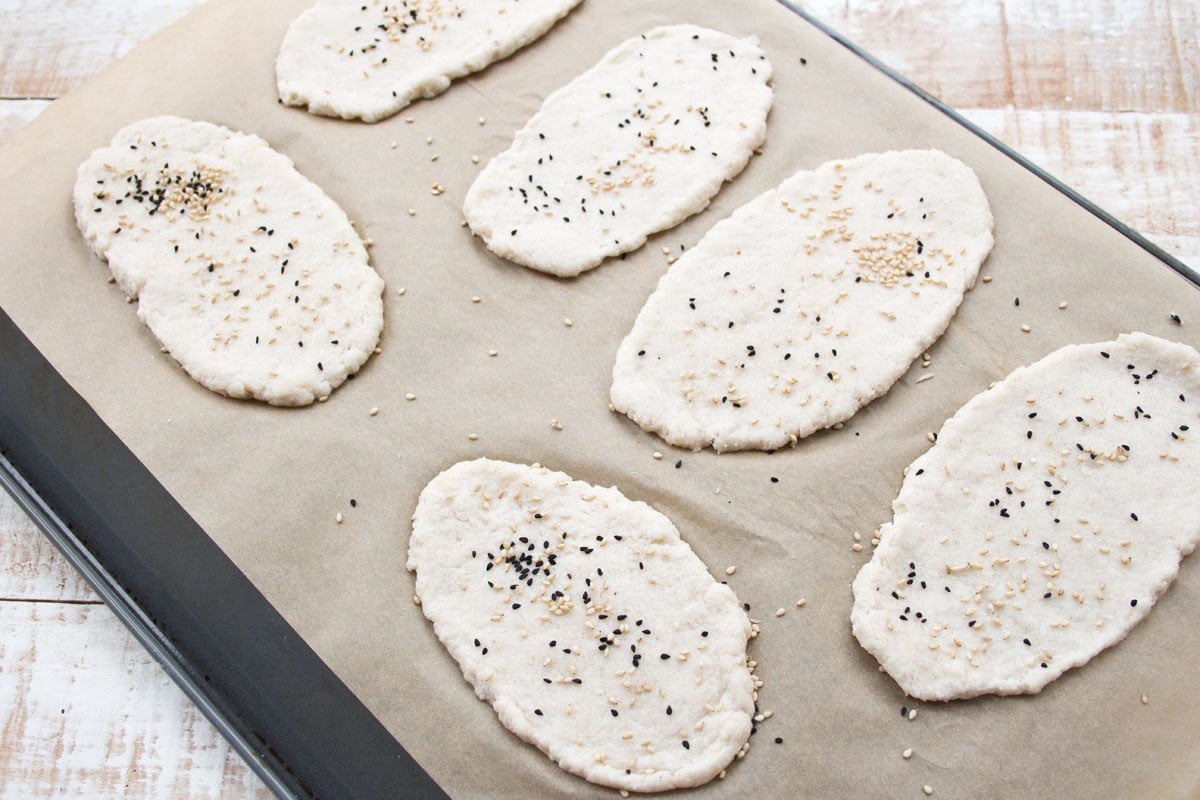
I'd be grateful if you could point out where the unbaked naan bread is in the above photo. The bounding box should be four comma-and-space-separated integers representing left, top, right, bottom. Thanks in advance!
277, 0, 582, 123
408, 459, 755, 792
463, 25, 775, 276
611, 149, 993, 451
74, 116, 384, 406
852, 333, 1200, 700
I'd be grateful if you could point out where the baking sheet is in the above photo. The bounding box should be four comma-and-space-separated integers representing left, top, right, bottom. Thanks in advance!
1, 0, 1198, 797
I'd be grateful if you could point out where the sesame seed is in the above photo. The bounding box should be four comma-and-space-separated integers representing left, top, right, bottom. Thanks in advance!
1141, 693, 1149, 704
907, 708, 918, 720
468, 433, 479, 441
726, 566, 737, 575
471, 296, 482, 303
1059, 301, 1068, 310
981, 275, 993, 283
336, 512, 343, 524
774, 607, 786, 617
1021, 324, 1032, 333
902, 748, 913, 759
564, 318, 574, 327
652, 452, 663, 460
369, 407, 380, 417
795, 599, 806, 608
478, 117, 486, 125
398, 287, 407, 296
923, 786, 933, 796
488, 349, 498, 357
405, 393, 417, 401
408, 208, 417, 216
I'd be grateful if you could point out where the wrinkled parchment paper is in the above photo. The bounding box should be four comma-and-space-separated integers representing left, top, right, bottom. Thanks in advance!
1, 1, 1198, 797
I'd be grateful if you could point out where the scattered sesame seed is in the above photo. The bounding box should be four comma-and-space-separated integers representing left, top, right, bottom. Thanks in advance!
471, 155, 480, 164
1059, 301, 1068, 310
408, 208, 417, 216
564, 318, 574, 327
774, 607, 786, 617
398, 287, 407, 296
923, 785, 933, 796
488, 349, 498, 357
550, 419, 563, 431
471, 296, 482, 303
336, 512, 343, 524
1021, 324, 1032, 333
406, 393, 417, 401
425, 135, 433, 144
652, 451, 663, 460
726, 566, 737, 575
902, 748, 913, 759
405, 117, 414, 124
468, 433, 479, 441
369, 407, 380, 417
1141, 693, 1149, 704
907, 708, 918, 721
795, 599, 806, 608
478, 116, 486, 126
981, 275, 992, 283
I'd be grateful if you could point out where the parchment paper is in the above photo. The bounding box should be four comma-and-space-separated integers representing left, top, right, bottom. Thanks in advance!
1, 1, 1198, 797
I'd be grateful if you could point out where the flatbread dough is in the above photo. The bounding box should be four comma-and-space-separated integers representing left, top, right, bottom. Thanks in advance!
74, 116, 384, 406
611, 149, 994, 452
463, 24, 775, 276
408, 459, 755, 792
276, 0, 582, 123
851, 332, 1200, 701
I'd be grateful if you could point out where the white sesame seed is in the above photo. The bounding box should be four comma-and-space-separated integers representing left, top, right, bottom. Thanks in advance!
408, 208, 417, 216
1059, 301, 1068, 310
852, 543, 863, 552
390, 141, 397, 149
981, 275, 992, 283
405, 393, 416, 401
902, 748, 913, 759
564, 318, 574, 327
907, 708, 918, 720
1141, 693, 1149, 704
488, 349, 498, 357
369, 407, 380, 417
430, 154, 440, 162
726, 566, 737, 575
398, 287, 406, 295
468, 433, 479, 441
425, 135, 433, 144
774, 607, 786, 617
795, 599, 806, 608
550, 419, 563, 431
927, 432, 937, 443
1021, 324, 1032, 333
471, 155, 480, 164
405, 116, 414, 124
478, 116, 486, 125
471, 296, 482, 303
336, 512, 343, 524
923, 785, 933, 795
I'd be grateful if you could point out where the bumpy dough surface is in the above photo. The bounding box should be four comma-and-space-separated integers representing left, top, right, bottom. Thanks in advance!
463, 25, 774, 276
408, 459, 755, 792
611, 149, 994, 451
276, 0, 582, 123
74, 116, 384, 406
852, 333, 1200, 700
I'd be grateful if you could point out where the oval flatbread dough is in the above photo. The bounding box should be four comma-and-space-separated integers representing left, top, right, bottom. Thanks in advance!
408, 459, 755, 792
276, 0, 582, 123
852, 332, 1200, 701
74, 116, 384, 406
463, 25, 774, 276
610, 149, 994, 451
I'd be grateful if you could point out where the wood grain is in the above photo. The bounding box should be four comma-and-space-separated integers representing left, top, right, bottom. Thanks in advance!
0, 0, 1197, 797
800, 0, 1200, 113
0, 602, 273, 800
0, 0, 204, 98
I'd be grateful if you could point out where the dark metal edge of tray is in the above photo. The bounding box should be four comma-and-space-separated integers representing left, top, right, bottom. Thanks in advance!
2, 4, 1197, 800
0, 304, 450, 800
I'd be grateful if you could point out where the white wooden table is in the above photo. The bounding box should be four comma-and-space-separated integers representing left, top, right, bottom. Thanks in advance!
0, 1, 1196, 797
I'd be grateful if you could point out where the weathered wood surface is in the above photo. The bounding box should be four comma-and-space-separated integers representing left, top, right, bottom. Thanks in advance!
0, 0, 1197, 797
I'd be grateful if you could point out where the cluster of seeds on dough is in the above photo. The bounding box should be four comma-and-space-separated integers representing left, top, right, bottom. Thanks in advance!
339, 1, 466, 66
879, 347, 1197, 674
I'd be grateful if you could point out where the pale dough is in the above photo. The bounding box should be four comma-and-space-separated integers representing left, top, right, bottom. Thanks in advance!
276, 0, 582, 123
611, 149, 994, 451
74, 116, 384, 406
463, 25, 775, 276
851, 332, 1200, 700
408, 458, 755, 792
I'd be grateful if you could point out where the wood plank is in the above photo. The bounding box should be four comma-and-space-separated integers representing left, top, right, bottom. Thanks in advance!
961, 108, 1200, 267
0, 0, 204, 98
0, 601, 273, 799
800, 0, 1200, 113
0, 496, 95, 602
0, 100, 50, 145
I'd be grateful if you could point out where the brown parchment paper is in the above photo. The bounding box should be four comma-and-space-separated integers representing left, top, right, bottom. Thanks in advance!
1, 1, 1198, 797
